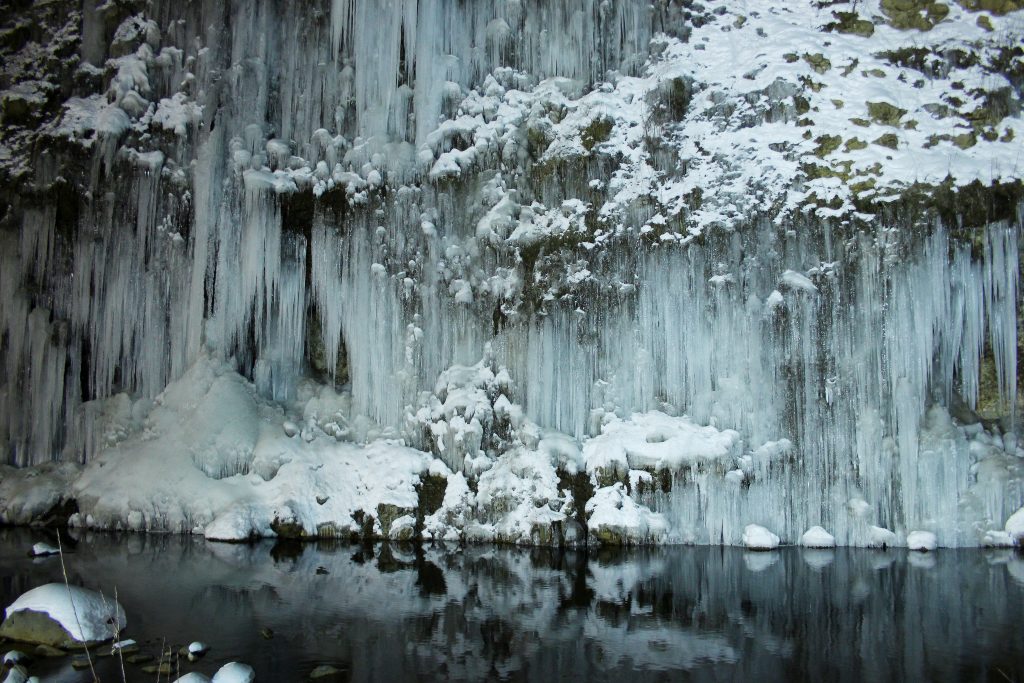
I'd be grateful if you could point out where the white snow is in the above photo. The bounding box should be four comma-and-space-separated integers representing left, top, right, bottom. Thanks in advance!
868, 526, 898, 548
907, 530, 938, 551
172, 675, 211, 683
742, 524, 781, 550
800, 526, 836, 548
30, 542, 59, 557
4, 584, 126, 643
188, 641, 208, 655
1005, 507, 1024, 542
211, 662, 255, 683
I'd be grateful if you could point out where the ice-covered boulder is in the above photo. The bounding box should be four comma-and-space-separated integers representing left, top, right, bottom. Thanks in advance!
212, 662, 255, 683
800, 526, 836, 548
907, 530, 937, 551
868, 525, 897, 548
173, 674, 212, 683
30, 543, 59, 557
0, 584, 125, 647
742, 524, 780, 550
1006, 507, 1024, 543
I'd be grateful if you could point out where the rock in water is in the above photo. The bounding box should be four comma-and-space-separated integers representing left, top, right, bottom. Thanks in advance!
907, 530, 938, 551
0, 584, 126, 647
29, 543, 59, 557
742, 524, 780, 550
310, 665, 343, 679
212, 662, 256, 683
800, 526, 836, 548
173, 674, 212, 683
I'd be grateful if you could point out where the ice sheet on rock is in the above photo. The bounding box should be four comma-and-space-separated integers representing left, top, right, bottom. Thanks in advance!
907, 531, 938, 551
4, 584, 125, 643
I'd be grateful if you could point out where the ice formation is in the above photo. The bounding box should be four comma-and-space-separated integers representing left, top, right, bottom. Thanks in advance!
0, 1, 1023, 547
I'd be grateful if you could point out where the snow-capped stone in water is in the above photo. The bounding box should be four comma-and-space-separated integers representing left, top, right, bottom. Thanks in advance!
111, 638, 138, 654
29, 543, 59, 557
742, 524, 780, 550
982, 530, 1016, 547
907, 531, 937, 551
868, 526, 898, 549
800, 526, 836, 548
212, 662, 255, 683
1006, 506, 1024, 542
2, 666, 29, 683
188, 641, 209, 655
173, 674, 212, 683
0, 584, 126, 647
2, 650, 28, 666
282, 421, 299, 438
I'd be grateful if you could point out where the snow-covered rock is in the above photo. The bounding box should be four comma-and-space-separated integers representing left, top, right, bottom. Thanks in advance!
800, 526, 836, 548
173, 674, 212, 683
907, 531, 938, 552
0, 584, 126, 647
586, 483, 668, 546
1006, 507, 1024, 543
742, 524, 780, 550
868, 526, 898, 549
30, 543, 59, 557
211, 662, 255, 683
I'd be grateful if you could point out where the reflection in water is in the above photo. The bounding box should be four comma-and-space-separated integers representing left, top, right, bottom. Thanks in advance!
0, 529, 1022, 682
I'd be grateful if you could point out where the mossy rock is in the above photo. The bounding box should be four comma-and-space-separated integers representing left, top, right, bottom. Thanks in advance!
956, 0, 1023, 14
977, 14, 995, 29
813, 134, 843, 157
270, 516, 306, 539
953, 131, 977, 148
581, 117, 614, 152
0, 610, 105, 649
783, 53, 799, 63
844, 137, 868, 151
803, 53, 832, 74
831, 99, 845, 109
376, 503, 415, 538
826, 11, 876, 36
881, 0, 950, 29
850, 117, 872, 127
873, 133, 900, 149
867, 101, 907, 125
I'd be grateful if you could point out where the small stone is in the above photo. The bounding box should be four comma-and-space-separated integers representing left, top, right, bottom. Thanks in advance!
34, 644, 65, 658
310, 664, 344, 679
260, 627, 274, 640
316, 566, 329, 575
126, 653, 154, 664
141, 662, 173, 675
71, 654, 93, 669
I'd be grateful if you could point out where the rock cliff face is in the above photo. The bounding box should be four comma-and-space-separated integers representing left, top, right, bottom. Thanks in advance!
0, 0, 1022, 546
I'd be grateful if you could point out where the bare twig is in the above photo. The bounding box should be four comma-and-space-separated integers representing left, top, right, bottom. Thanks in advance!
56, 529, 98, 682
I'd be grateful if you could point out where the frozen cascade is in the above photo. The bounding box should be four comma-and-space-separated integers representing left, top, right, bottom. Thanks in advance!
0, 0, 1022, 546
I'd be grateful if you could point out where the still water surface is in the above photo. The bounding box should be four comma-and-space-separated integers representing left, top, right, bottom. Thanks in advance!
1, 529, 1022, 682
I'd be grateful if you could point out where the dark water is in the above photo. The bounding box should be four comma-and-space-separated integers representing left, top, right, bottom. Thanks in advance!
1, 529, 1022, 682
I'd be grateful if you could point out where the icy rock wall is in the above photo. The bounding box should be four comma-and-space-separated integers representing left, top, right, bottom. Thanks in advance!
0, 1, 1022, 545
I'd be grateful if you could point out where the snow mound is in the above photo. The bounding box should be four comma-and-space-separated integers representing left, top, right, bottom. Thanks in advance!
173, 674, 212, 683
1006, 507, 1024, 542
30, 543, 59, 557
2, 584, 125, 644
800, 526, 836, 548
742, 524, 780, 550
584, 411, 741, 475
212, 662, 255, 683
907, 530, 938, 551
586, 483, 668, 545
868, 525, 898, 548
